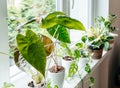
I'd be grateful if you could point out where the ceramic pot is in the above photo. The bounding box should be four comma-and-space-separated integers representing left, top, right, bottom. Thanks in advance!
109, 39, 114, 50
48, 66, 65, 88
91, 49, 103, 59
62, 56, 73, 76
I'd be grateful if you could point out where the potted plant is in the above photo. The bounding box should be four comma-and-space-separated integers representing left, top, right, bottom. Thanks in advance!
94, 15, 117, 50
75, 38, 90, 70
57, 42, 75, 78
86, 15, 117, 59
72, 36, 94, 88
39, 11, 85, 87
15, 11, 85, 88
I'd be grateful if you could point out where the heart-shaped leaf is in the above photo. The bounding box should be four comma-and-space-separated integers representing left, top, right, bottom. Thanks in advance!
40, 11, 86, 31
16, 29, 46, 76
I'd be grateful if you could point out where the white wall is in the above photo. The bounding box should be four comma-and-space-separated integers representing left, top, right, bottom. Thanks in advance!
94, 0, 109, 18
109, 0, 120, 29
0, 0, 9, 87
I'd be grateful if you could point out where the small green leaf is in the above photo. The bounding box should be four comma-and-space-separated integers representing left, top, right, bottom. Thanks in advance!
47, 81, 52, 88
104, 21, 111, 28
81, 35, 87, 43
74, 49, 80, 59
104, 42, 110, 51
16, 29, 46, 76
85, 63, 91, 73
106, 36, 114, 41
90, 77, 95, 84
90, 77, 95, 86
68, 61, 78, 77
88, 36, 95, 41
54, 85, 59, 88
75, 42, 84, 49
47, 25, 70, 43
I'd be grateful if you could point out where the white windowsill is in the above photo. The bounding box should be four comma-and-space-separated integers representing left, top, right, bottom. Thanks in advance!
63, 50, 108, 88
11, 50, 109, 88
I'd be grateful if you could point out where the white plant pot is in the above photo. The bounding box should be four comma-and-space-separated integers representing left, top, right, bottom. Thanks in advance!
62, 59, 73, 76
48, 68, 65, 88
78, 58, 88, 70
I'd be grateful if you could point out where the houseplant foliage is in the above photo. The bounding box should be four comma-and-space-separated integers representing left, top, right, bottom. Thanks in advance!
7, 0, 56, 58
16, 29, 46, 76
40, 11, 86, 88
15, 11, 85, 88
40, 11, 86, 43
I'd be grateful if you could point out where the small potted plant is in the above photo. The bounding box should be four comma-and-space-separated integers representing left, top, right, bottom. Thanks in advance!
15, 11, 85, 88
94, 15, 117, 49
86, 15, 117, 59
40, 11, 85, 87
74, 35, 90, 70
58, 42, 75, 77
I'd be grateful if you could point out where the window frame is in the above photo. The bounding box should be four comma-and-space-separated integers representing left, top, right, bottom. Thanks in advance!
0, 0, 110, 87
0, 0, 9, 87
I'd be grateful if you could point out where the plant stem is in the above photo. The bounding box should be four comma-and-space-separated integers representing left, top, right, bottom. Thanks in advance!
0, 52, 9, 55
52, 25, 60, 71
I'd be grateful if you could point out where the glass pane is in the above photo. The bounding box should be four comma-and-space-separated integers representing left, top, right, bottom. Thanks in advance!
70, 0, 89, 42
7, 0, 56, 67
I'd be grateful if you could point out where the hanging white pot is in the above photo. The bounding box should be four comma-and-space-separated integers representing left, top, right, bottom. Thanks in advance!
62, 56, 73, 76
48, 66, 65, 88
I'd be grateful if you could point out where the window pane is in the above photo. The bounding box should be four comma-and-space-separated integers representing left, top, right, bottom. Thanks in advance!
7, 0, 56, 67
70, 0, 89, 42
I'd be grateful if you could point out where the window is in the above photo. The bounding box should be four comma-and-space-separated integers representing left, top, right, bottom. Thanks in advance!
7, 0, 57, 81
0, 0, 110, 87
70, 0, 90, 42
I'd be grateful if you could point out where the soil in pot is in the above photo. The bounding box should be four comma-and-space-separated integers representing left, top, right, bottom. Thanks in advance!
49, 65, 64, 73
48, 65, 65, 88
62, 56, 74, 61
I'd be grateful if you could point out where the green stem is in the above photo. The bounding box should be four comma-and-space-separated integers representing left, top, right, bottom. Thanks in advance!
0, 52, 9, 56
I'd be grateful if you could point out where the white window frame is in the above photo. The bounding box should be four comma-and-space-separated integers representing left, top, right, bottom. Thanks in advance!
0, 0, 109, 87
0, 0, 9, 87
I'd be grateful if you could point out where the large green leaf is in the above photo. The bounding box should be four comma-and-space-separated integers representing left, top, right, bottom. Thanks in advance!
16, 29, 46, 76
40, 11, 86, 31
40, 18, 58, 28
57, 16, 86, 31
45, 11, 65, 20
47, 25, 70, 43
40, 11, 65, 28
